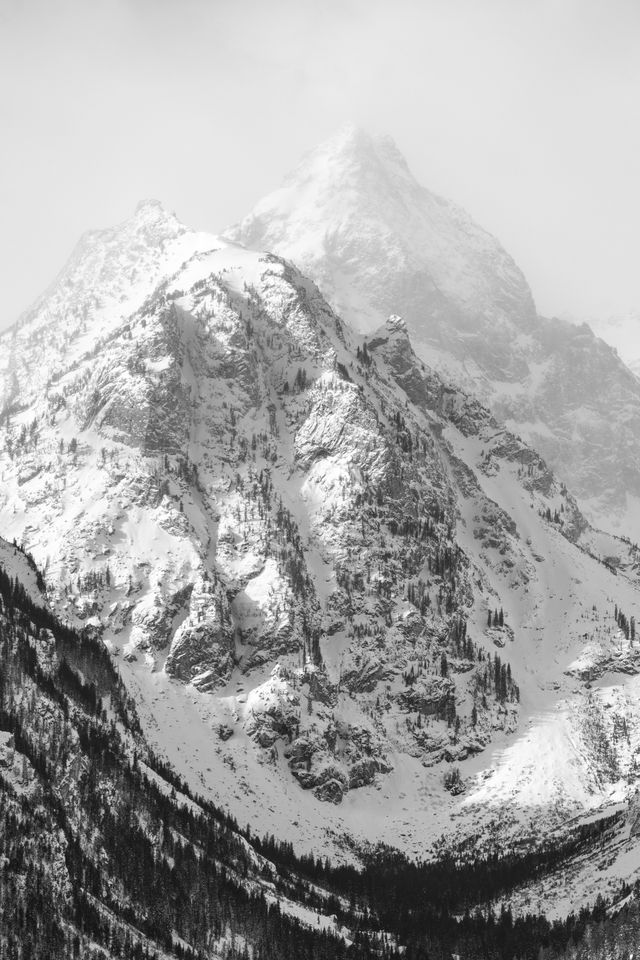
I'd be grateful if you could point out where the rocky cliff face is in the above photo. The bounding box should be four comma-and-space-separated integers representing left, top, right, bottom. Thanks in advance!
4, 527, 640, 960
228, 125, 640, 541
0, 215, 517, 805
2, 205, 640, 858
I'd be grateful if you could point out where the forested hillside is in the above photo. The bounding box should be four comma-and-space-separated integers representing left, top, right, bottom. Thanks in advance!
1, 542, 639, 960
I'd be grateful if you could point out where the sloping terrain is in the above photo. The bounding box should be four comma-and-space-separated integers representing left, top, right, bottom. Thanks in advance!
2, 534, 640, 960
0, 535, 381, 959
227, 124, 640, 541
1, 206, 640, 882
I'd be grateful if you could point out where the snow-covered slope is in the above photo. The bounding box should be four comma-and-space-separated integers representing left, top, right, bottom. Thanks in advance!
0, 530, 369, 960
3, 204, 640, 877
227, 123, 536, 370
5, 534, 638, 960
227, 125, 640, 542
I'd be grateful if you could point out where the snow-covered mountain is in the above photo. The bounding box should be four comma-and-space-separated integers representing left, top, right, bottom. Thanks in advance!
3, 202, 640, 897
0, 531, 398, 959
5, 526, 640, 959
227, 124, 537, 363
227, 124, 640, 542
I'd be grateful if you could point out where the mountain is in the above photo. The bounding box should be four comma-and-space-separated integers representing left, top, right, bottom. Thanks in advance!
226, 124, 537, 365
3, 201, 640, 913
5, 536, 640, 960
227, 124, 640, 541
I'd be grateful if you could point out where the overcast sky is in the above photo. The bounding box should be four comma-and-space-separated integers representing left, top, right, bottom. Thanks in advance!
1, 0, 639, 328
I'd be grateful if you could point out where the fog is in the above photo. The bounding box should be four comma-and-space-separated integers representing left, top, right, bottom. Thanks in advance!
1, 0, 639, 327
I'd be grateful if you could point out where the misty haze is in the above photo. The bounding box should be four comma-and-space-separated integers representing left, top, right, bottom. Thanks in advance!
1, 2, 640, 959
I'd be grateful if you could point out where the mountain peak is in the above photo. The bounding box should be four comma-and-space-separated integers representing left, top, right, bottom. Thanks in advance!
3, 198, 197, 387
133, 196, 167, 217
130, 197, 184, 234
368, 313, 413, 355
135, 197, 167, 214
316, 120, 367, 149
385, 312, 409, 336
305, 121, 374, 156
71, 199, 185, 255
307, 122, 400, 157
227, 127, 536, 343
281, 123, 414, 193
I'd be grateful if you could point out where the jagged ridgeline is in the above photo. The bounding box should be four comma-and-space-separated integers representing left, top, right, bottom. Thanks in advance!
1, 204, 640, 865
228, 123, 640, 544
2, 541, 640, 960
0, 224, 541, 812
